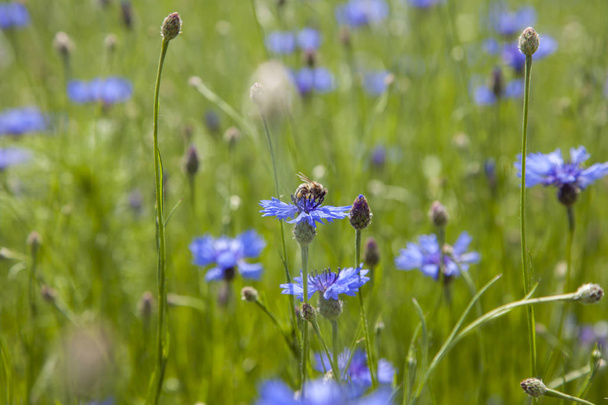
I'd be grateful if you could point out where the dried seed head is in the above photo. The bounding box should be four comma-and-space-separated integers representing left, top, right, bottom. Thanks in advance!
518, 27, 539, 57
429, 201, 448, 228
350, 194, 372, 230
575, 283, 604, 304
520, 378, 547, 397
249, 82, 266, 106
161, 12, 182, 41
241, 286, 259, 302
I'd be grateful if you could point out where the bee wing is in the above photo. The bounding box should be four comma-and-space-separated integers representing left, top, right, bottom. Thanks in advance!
296, 172, 312, 183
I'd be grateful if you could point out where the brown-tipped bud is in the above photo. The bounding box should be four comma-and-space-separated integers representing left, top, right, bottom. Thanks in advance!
429, 201, 448, 228
520, 378, 547, 397
41, 285, 57, 303
364, 237, 380, 268
301, 303, 317, 322
350, 194, 372, 230
138, 291, 154, 318
249, 82, 266, 106
491, 67, 503, 99
104, 34, 117, 52
184, 144, 200, 176
557, 183, 579, 206
53, 32, 74, 57
518, 27, 539, 57
121, 1, 134, 29
575, 283, 604, 304
27, 231, 41, 255
224, 126, 240, 148
241, 286, 259, 302
318, 296, 343, 321
339, 27, 351, 49
161, 12, 182, 41
293, 222, 316, 247
303, 50, 317, 68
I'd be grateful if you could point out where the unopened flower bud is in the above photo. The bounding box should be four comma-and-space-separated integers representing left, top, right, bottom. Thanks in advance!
121, 1, 134, 29
429, 201, 448, 228
575, 283, 604, 304
303, 50, 317, 68
491, 67, 503, 99
339, 27, 351, 49
520, 378, 547, 397
204, 110, 220, 133
53, 32, 74, 57
350, 194, 372, 230
518, 27, 539, 57
27, 231, 41, 255
293, 222, 316, 246
301, 303, 317, 322
318, 296, 343, 321
250, 82, 266, 106
41, 285, 56, 303
364, 237, 380, 268
184, 144, 199, 176
557, 183, 579, 206
104, 34, 117, 52
161, 12, 182, 41
224, 127, 240, 148
241, 286, 259, 302
138, 291, 154, 319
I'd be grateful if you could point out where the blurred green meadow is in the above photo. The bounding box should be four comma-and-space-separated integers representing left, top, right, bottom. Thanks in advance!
1, 0, 607, 403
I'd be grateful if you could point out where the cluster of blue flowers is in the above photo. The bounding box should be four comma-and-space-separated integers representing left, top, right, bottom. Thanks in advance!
0, 2, 29, 29
266, 28, 322, 55
67, 77, 133, 105
0, 107, 47, 136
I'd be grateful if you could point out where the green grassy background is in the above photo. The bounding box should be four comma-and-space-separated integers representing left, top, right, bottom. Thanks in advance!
1, 0, 607, 403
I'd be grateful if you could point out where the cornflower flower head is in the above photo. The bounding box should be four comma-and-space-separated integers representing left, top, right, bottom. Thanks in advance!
265, 31, 296, 54
395, 232, 480, 281
363, 71, 393, 96
370, 145, 386, 167
0, 2, 29, 29
256, 378, 393, 405
514, 146, 608, 206
0, 107, 48, 136
67, 77, 133, 105
407, 0, 443, 8
189, 230, 265, 282
0, 147, 31, 170
290, 67, 335, 96
297, 28, 322, 51
488, 3, 536, 37
501, 36, 557, 73
315, 349, 394, 390
335, 0, 389, 28
281, 267, 370, 302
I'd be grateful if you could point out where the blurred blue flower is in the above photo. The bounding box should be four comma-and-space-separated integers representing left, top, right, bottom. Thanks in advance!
265, 31, 296, 54
0, 107, 47, 136
315, 349, 394, 389
335, 0, 389, 28
488, 4, 536, 37
0, 2, 29, 29
515, 146, 608, 191
0, 147, 31, 170
281, 267, 369, 302
363, 71, 392, 96
371, 145, 386, 167
256, 378, 393, 404
395, 232, 480, 280
297, 28, 322, 51
578, 321, 608, 349
67, 77, 133, 104
291, 68, 335, 95
260, 196, 350, 228
407, 0, 443, 8
501, 36, 557, 72
189, 230, 265, 282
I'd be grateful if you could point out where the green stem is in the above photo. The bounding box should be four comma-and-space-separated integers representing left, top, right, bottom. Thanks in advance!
0, 335, 12, 404
149, 37, 170, 405
544, 387, 596, 405
331, 320, 341, 382
300, 244, 310, 396
27, 239, 38, 405
520, 53, 537, 378
355, 229, 377, 388
254, 300, 299, 359
310, 319, 340, 382
565, 206, 575, 291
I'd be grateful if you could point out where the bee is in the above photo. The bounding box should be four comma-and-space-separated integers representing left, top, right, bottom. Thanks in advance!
293, 172, 327, 206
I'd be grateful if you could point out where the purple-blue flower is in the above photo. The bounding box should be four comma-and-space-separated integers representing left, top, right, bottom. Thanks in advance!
407, 0, 443, 8
297, 28, 322, 51
315, 349, 394, 389
256, 378, 393, 405
578, 321, 608, 350
488, 4, 536, 37
265, 31, 296, 54
189, 230, 265, 282
371, 145, 386, 167
0, 107, 47, 136
501, 36, 557, 72
0, 147, 31, 170
363, 71, 392, 96
291, 68, 335, 95
395, 232, 480, 280
0, 2, 29, 29
335, 0, 389, 28
281, 267, 370, 302
67, 77, 133, 104
515, 146, 608, 192
260, 196, 350, 228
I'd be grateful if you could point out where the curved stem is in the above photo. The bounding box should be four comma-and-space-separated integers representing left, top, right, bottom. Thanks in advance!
330, 320, 342, 382
300, 244, 310, 396
310, 319, 340, 382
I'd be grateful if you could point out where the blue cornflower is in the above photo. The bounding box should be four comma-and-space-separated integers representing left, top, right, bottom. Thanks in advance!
256, 378, 393, 405
335, 0, 389, 28
260, 193, 350, 228
0, 147, 31, 170
291, 67, 335, 95
265, 31, 296, 54
395, 232, 480, 280
578, 321, 608, 350
297, 28, 322, 51
363, 71, 392, 96
488, 4, 536, 37
0, 2, 29, 29
189, 230, 265, 282
407, 0, 443, 8
315, 349, 394, 389
371, 145, 386, 167
67, 77, 133, 104
515, 146, 608, 205
281, 267, 369, 302
501, 36, 557, 73
0, 107, 47, 136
